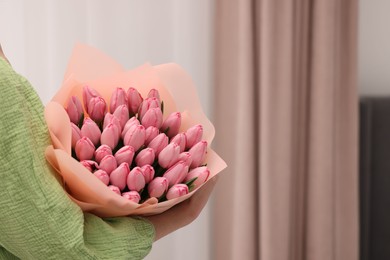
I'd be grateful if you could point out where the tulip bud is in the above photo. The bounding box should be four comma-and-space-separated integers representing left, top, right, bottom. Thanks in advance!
123, 124, 146, 151
148, 133, 169, 156
81, 118, 101, 146
94, 170, 110, 185
138, 97, 160, 120
144, 126, 159, 145
108, 185, 121, 196
114, 145, 135, 166
100, 123, 120, 150
103, 113, 121, 131
127, 87, 143, 115
122, 191, 141, 203
87, 96, 107, 124
75, 137, 95, 161
94, 145, 113, 164
141, 165, 155, 184
147, 88, 160, 102
188, 141, 208, 168
110, 87, 128, 113
135, 148, 155, 167
71, 123, 82, 149
82, 85, 101, 111
141, 107, 163, 129
66, 96, 83, 125
121, 117, 140, 139
176, 152, 192, 167
170, 133, 186, 153
184, 166, 210, 189
127, 167, 146, 192
113, 105, 130, 129
80, 160, 98, 172
110, 163, 130, 191
161, 112, 181, 138
163, 161, 189, 186
99, 155, 117, 175
148, 177, 168, 198
185, 124, 203, 149
158, 142, 180, 169
166, 184, 189, 200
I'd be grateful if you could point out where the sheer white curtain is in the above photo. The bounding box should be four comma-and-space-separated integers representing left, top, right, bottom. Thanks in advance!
0, 1, 214, 259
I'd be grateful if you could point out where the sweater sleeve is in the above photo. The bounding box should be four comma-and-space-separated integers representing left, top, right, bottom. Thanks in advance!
0, 58, 155, 260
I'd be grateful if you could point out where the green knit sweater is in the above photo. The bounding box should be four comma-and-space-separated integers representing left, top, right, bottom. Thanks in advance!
0, 58, 155, 260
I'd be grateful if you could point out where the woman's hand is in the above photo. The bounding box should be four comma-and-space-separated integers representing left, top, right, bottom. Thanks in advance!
145, 175, 219, 241
0, 44, 10, 64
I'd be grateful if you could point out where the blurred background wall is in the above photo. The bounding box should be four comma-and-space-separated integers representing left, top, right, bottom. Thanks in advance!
359, 0, 390, 96
0, 1, 215, 259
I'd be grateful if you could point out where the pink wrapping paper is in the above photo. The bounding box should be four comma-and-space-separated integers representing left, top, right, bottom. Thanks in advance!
44, 44, 226, 217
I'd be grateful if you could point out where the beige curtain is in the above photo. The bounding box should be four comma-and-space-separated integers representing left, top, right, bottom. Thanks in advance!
212, 1, 358, 260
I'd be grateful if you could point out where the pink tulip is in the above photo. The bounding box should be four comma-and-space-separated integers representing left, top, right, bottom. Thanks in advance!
82, 85, 101, 111
127, 167, 146, 192
147, 88, 160, 102
110, 163, 130, 191
184, 166, 210, 189
75, 137, 95, 161
114, 145, 135, 166
121, 117, 140, 139
80, 160, 98, 172
141, 107, 163, 129
188, 141, 208, 168
87, 96, 107, 124
148, 133, 169, 156
176, 152, 192, 167
100, 123, 120, 150
141, 165, 155, 184
135, 148, 155, 167
94, 145, 112, 164
94, 170, 110, 185
170, 133, 187, 153
161, 112, 181, 138
81, 118, 101, 146
71, 123, 82, 149
123, 124, 146, 151
110, 87, 128, 113
108, 185, 121, 196
99, 155, 117, 175
138, 97, 160, 120
166, 184, 189, 200
122, 191, 141, 203
66, 96, 83, 125
185, 124, 203, 149
113, 105, 130, 129
148, 177, 168, 198
163, 161, 189, 186
127, 87, 143, 115
158, 142, 180, 169
145, 126, 160, 145
103, 113, 121, 131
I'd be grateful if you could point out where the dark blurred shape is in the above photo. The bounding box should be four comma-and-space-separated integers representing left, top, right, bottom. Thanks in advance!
360, 97, 390, 260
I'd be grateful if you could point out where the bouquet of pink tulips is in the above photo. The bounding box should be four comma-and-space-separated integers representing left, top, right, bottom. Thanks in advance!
44, 44, 226, 217
68, 85, 209, 204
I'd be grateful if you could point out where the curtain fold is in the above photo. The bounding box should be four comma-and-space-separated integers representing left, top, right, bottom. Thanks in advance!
212, 1, 358, 259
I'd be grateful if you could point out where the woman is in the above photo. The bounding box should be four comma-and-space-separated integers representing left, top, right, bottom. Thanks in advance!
0, 44, 218, 259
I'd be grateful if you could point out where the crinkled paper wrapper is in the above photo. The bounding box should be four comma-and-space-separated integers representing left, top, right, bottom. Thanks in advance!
44, 44, 227, 217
